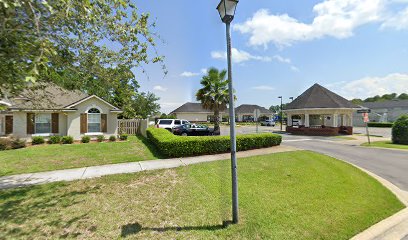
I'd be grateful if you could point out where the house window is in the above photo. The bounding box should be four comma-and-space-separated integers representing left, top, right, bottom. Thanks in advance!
87, 108, 101, 133
35, 113, 51, 133
88, 108, 101, 133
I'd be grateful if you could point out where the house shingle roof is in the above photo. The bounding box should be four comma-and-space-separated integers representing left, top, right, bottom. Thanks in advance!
235, 104, 273, 114
361, 99, 408, 109
9, 85, 89, 110
171, 102, 227, 114
286, 83, 358, 110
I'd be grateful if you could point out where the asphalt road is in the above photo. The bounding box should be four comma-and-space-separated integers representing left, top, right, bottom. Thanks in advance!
283, 139, 408, 191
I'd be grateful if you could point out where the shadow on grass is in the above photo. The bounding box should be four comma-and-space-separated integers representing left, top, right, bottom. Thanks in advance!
0, 183, 99, 239
121, 222, 225, 237
136, 135, 165, 159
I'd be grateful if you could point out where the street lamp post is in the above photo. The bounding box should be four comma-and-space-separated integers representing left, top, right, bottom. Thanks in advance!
217, 0, 239, 224
278, 96, 283, 131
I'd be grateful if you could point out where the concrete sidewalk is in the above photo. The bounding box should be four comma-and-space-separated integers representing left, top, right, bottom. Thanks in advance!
0, 145, 297, 190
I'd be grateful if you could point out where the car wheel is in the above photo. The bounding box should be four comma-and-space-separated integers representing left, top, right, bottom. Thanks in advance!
181, 133, 188, 137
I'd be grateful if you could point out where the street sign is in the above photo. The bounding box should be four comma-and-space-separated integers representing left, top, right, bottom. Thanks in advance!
363, 113, 369, 123
357, 109, 371, 114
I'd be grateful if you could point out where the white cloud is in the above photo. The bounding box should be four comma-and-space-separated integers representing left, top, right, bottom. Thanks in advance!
381, 7, 408, 30
251, 85, 275, 91
211, 48, 272, 63
273, 55, 291, 64
153, 85, 168, 92
234, 0, 390, 47
200, 68, 208, 74
290, 66, 300, 72
180, 71, 200, 77
327, 73, 408, 99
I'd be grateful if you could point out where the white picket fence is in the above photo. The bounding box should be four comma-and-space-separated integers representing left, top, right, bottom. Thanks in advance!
118, 119, 148, 136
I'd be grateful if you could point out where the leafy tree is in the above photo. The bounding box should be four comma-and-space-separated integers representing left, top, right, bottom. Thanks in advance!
398, 93, 408, 100
0, 0, 165, 96
392, 115, 408, 145
130, 92, 161, 119
196, 68, 231, 135
351, 99, 364, 104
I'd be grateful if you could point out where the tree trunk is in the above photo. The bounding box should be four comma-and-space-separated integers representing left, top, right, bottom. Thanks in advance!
214, 108, 220, 135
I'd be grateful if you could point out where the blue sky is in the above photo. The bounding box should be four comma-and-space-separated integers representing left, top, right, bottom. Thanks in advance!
134, 0, 408, 113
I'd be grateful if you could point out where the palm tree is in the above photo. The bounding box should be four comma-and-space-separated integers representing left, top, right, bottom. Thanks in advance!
196, 67, 231, 135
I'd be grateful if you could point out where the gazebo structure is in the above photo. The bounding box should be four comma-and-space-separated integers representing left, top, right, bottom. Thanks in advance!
284, 84, 359, 136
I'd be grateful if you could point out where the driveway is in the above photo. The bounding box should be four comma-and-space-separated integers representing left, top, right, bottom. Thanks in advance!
282, 138, 408, 191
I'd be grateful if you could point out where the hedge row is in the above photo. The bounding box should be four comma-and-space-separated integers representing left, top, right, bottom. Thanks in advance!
392, 115, 408, 145
367, 122, 393, 128
146, 128, 282, 158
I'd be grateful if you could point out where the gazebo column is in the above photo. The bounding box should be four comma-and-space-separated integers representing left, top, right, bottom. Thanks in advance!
342, 115, 347, 126
287, 114, 292, 126
333, 114, 338, 127
305, 114, 310, 127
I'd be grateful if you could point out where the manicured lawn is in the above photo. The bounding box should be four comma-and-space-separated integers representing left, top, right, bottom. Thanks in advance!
0, 136, 162, 176
0, 151, 403, 239
361, 141, 408, 150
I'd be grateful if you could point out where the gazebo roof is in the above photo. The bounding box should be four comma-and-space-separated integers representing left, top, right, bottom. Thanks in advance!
286, 83, 358, 110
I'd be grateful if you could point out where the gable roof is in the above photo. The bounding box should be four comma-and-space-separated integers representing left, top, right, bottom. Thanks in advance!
361, 99, 408, 109
0, 100, 11, 107
7, 84, 120, 111
235, 104, 274, 114
171, 102, 227, 114
286, 83, 359, 110
64, 95, 121, 110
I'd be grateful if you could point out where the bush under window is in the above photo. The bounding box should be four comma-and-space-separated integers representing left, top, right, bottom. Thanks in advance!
81, 136, 91, 143
61, 136, 74, 144
48, 136, 61, 144
32, 136, 45, 145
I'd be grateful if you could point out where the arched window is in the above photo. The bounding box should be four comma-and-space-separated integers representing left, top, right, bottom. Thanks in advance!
87, 108, 101, 132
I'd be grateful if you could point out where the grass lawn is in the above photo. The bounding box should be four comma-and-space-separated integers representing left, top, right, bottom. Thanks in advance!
0, 151, 403, 239
0, 136, 162, 177
361, 141, 408, 150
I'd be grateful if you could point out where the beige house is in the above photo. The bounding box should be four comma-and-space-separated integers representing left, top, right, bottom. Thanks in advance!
171, 102, 227, 122
0, 85, 122, 140
284, 84, 358, 136
235, 104, 274, 122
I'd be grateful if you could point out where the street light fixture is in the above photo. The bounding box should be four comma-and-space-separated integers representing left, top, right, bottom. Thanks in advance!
278, 96, 283, 131
217, 0, 239, 225
289, 97, 294, 102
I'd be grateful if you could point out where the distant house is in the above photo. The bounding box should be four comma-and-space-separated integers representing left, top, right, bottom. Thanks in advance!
171, 102, 273, 122
284, 83, 359, 136
0, 85, 122, 140
353, 100, 408, 126
235, 104, 274, 122
171, 102, 227, 122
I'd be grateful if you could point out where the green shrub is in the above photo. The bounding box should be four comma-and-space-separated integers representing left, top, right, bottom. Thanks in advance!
109, 135, 116, 142
392, 115, 408, 145
368, 122, 393, 128
0, 138, 11, 151
119, 134, 128, 141
81, 136, 91, 143
97, 135, 105, 142
48, 135, 61, 144
32, 136, 45, 145
146, 128, 282, 158
61, 136, 74, 144
11, 138, 26, 149
0, 137, 26, 151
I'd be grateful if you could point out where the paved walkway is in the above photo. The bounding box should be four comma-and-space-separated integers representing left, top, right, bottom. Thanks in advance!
0, 145, 297, 190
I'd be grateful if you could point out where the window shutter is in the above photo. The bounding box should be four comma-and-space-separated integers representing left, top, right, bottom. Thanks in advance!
80, 113, 87, 134
101, 114, 107, 132
51, 113, 59, 134
26, 113, 35, 134
5, 116, 13, 134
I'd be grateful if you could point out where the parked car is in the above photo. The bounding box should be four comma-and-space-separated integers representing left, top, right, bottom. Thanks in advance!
173, 124, 214, 136
260, 120, 276, 126
156, 119, 190, 131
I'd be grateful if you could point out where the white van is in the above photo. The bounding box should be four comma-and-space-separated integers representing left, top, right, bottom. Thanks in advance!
156, 119, 190, 131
